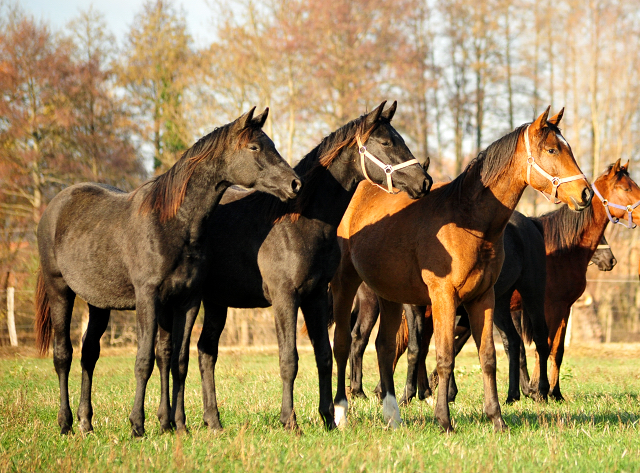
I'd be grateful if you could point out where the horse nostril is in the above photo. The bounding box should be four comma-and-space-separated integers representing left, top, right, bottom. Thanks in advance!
291, 179, 302, 194
582, 187, 594, 205
611, 257, 617, 267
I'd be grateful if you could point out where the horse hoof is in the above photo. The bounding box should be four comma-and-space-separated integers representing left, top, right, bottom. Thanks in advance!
385, 417, 404, 430
505, 397, 519, 405
493, 419, 508, 432
78, 421, 94, 435
350, 390, 367, 400
131, 426, 145, 438
60, 426, 73, 435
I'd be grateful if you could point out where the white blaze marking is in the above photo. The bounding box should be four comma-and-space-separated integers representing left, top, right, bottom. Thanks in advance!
382, 393, 403, 429
334, 399, 348, 429
557, 133, 569, 148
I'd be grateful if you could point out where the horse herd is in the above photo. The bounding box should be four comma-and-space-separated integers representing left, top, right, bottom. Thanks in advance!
32, 101, 640, 437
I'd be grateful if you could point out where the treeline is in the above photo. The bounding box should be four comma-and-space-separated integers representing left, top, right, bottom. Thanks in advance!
1, 0, 640, 344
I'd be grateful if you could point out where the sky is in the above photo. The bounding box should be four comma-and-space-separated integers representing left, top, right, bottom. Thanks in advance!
18, 0, 216, 47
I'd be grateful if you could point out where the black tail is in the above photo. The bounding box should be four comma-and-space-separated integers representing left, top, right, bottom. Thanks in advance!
34, 268, 52, 356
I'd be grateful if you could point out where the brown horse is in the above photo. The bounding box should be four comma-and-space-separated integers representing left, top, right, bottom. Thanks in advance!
330, 107, 591, 432
515, 159, 640, 400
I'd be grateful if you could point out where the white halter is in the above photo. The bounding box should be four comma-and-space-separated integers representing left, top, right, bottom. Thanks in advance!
357, 135, 421, 194
591, 183, 640, 229
523, 125, 587, 203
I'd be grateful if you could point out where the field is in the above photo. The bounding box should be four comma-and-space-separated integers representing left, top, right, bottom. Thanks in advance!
1, 343, 640, 472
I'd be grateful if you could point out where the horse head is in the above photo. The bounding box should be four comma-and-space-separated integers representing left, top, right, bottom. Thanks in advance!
590, 236, 617, 271
520, 107, 592, 211
357, 101, 432, 199
225, 107, 302, 202
591, 158, 640, 228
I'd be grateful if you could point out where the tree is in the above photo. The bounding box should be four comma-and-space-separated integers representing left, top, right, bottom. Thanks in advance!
118, 0, 192, 172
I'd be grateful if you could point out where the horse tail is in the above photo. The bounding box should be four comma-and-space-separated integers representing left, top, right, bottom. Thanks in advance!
35, 268, 52, 355
520, 310, 534, 346
394, 312, 409, 362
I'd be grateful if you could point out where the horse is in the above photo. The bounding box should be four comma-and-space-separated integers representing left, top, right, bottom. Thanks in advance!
514, 159, 640, 401
330, 107, 591, 432
34, 107, 302, 436
155, 101, 431, 433
348, 233, 616, 405
346, 209, 549, 405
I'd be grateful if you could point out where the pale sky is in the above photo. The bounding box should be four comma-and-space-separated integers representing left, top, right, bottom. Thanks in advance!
18, 0, 216, 47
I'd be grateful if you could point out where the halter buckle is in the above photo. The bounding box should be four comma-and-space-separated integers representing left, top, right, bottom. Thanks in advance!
384, 165, 393, 174
602, 199, 608, 206
627, 205, 633, 212
527, 157, 535, 165
551, 177, 560, 186
359, 146, 366, 154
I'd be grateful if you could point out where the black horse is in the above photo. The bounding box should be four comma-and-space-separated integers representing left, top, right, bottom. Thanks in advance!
170, 101, 432, 433
35, 108, 301, 436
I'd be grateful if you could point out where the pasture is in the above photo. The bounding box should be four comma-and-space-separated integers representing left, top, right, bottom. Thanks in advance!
1, 343, 639, 472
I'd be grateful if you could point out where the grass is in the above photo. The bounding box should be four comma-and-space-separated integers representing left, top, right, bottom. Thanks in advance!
1, 344, 640, 472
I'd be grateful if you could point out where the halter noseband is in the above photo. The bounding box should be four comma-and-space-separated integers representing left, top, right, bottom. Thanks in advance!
591, 183, 640, 229
523, 125, 587, 203
356, 135, 420, 194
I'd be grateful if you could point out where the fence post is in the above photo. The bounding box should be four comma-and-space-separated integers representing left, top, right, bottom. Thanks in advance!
7, 284, 17, 347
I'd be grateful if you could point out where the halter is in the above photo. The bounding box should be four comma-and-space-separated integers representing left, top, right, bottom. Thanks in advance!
523, 125, 587, 203
356, 135, 420, 194
591, 183, 640, 229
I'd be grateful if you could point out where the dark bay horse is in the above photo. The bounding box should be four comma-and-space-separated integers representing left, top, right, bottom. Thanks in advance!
174, 101, 431, 433
35, 108, 301, 436
330, 107, 592, 431
514, 160, 640, 401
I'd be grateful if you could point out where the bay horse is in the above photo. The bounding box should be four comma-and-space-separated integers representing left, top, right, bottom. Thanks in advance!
350, 233, 616, 405
34, 108, 301, 436
330, 107, 592, 431
161, 101, 431, 433
514, 159, 640, 401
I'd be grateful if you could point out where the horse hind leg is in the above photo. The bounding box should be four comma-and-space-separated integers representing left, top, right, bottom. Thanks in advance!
376, 298, 404, 429
400, 304, 427, 406
49, 281, 77, 435
349, 286, 379, 400
493, 294, 522, 404
464, 290, 507, 432
77, 305, 110, 434
155, 321, 173, 433
197, 302, 228, 431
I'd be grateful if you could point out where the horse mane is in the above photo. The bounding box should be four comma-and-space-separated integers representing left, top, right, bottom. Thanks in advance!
250, 112, 381, 223
533, 204, 595, 254
435, 122, 562, 203
132, 120, 259, 223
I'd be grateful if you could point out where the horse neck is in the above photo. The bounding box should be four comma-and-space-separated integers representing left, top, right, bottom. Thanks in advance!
174, 162, 229, 239
455, 158, 526, 241
578, 200, 610, 255
294, 147, 362, 228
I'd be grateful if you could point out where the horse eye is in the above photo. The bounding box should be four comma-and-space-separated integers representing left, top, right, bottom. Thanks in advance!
248, 145, 259, 151
381, 141, 392, 147
547, 148, 557, 155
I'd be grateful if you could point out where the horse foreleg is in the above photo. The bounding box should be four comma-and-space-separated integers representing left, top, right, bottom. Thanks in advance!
171, 301, 200, 433
129, 292, 160, 437
400, 305, 427, 406
197, 302, 228, 431
78, 305, 109, 434
493, 294, 522, 404
300, 284, 335, 430
465, 289, 507, 432
376, 298, 404, 428
431, 291, 457, 433
50, 284, 76, 435
331, 256, 363, 428
271, 291, 301, 432
155, 323, 172, 433
548, 308, 569, 401
417, 312, 434, 400
349, 284, 379, 400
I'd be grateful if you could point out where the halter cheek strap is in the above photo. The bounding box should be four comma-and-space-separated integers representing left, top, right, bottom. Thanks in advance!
356, 135, 421, 194
591, 183, 640, 229
523, 125, 587, 203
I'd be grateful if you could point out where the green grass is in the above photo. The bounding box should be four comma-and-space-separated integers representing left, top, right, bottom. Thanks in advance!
1, 344, 640, 472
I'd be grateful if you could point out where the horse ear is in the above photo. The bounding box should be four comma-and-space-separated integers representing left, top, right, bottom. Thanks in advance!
531, 106, 551, 131
252, 107, 269, 129
365, 101, 386, 127
236, 106, 257, 130
548, 108, 564, 126
381, 101, 397, 121
623, 159, 630, 171
609, 158, 622, 176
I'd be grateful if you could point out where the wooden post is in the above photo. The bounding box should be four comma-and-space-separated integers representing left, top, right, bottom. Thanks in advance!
7, 272, 17, 347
